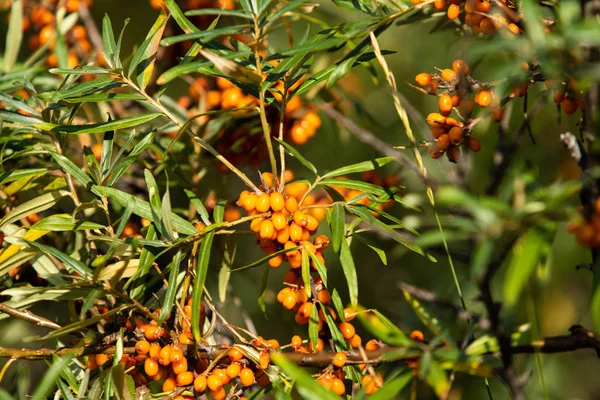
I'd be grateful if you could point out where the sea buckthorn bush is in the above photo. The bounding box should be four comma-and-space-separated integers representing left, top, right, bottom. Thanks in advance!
0, 0, 599, 399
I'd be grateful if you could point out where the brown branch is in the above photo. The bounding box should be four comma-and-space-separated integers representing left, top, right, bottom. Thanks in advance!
2, 325, 599, 366
0, 304, 62, 330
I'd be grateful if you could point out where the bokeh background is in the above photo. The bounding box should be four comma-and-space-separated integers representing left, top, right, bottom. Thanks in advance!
1, 1, 598, 399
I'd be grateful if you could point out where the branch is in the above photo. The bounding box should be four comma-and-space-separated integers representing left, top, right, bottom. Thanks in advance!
2, 325, 599, 364
0, 303, 62, 330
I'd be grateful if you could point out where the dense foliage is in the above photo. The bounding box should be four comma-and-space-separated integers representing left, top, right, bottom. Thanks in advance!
0, 0, 599, 399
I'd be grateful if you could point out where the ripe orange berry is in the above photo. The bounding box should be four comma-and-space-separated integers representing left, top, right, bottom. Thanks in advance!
298, 302, 313, 319
194, 374, 207, 392
178, 331, 194, 345
226, 363, 241, 379
339, 322, 356, 340
292, 211, 308, 226
291, 335, 303, 350
221, 87, 243, 108
259, 350, 270, 369
276, 226, 290, 244
289, 223, 303, 242
163, 376, 177, 392
261, 172, 274, 188
343, 307, 356, 322
91, 143, 103, 161
87, 355, 98, 370
410, 330, 425, 341
159, 346, 172, 366
242, 193, 258, 211
415, 72, 432, 87
491, 107, 504, 122
314, 235, 329, 249
448, 127, 463, 144
437, 134, 451, 151
447, 4, 460, 20
365, 339, 380, 351
268, 254, 283, 268
452, 59, 469, 75
207, 373, 223, 391
317, 289, 331, 304
269, 192, 285, 212
467, 136, 481, 152
441, 69, 457, 82
229, 347, 244, 362
562, 97, 578, 115
426, 113, 446, 127
477, 90, 492, 107
447, 146, 461, 163
259, 219, 275, 239
331, 377, 346, 396
508, 23, 520, 35
434, 0, 446, 10
256, 193, 271, 213
333, 352, 347, 368
144, 358, 159, 377
136, 340, 151, 355
239, 367, 255, 387
271, 212, 287, 231
349, 334, 362, 348
307, 338, 324, 352
172, 358, 188, 375
362, 374, 382, 394
284, 196, 299, 213
283, 292, 297, 310
149, 343, 161, 359
177, 371, 194, 386
39, 25, 55, 45
305, 214, 319, 231
438, 94, 453, 116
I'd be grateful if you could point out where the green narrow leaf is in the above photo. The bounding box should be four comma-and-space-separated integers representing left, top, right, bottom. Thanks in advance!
31, 354, 74, 400
159, 250, 183, 324
101, 15, 118, 68
301, 248, 311, 298
32, 305, 129, 341
25, 240, 92, 278
369, 373, 412, 400
129, 11, 168, 90
48, 151, 95, 191
4, 0, 23, 72
308, 250, 327, 287
184, 189, 211, 226
32, 214, 105, 231
402, 290, 441, 336
330, 289, 345, 322
503, 230, 546, 308
218, 238, 236, 302
93, 186, 197, 235
161, 183, 175, 241
330, 203, 344, 253
426, 359, 450, 399
0, 190, 70, 229
339, 238, 358, 308
48, 113, 162, 134
319, 302, 348, 350
229, 245, 301, 272
107, 130, 156, 186
192, 231, 214, 341
308, 299, 319, 350
322, 157, 395, 179
257, 264, 271, 315
273, 137, 317, 174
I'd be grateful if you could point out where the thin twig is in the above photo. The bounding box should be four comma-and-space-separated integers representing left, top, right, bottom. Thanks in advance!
0, 304, 62, 330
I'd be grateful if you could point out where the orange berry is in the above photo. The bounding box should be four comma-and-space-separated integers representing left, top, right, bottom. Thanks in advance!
452, 59, 469, 75
307, 338, 324, 352
271, 212, 287, 231
289, 223, 303, 242
239, 367, 255, 387
467, 136, 481, 152
441, 69, 457, 82
305, 214, 319, 231
136, 340, 151, 355
459, 99, 474, 116
283, 292, 297, 310
284, 196, 299, 213
259, 350, 270, 369
178, 331, 194, 345
256, 193, 271, 213
410, 330, 425, 341
209, 388, 226, 400
206, 90, 221, 108
434, 0, 446, 10
242, 193, 258, 211
508, 23, 520, 34
194, 374, 207, 392
317, 289, 331, 304
415, 73, 432, 86
87, 355, 98, 370
291, 335, 303, 350
144, 358, 159, 377
268, 254, 283, 268
437, 134, 451, 151
259, 219, 275, 239
314, 235, 329, 249
338, 322, 356, 340
149, 343, 161, 359
477, 90, 492, 107
447, 4, 460, 20
448, 127, 463, 144
562, 97, 578, 115
331, 377, 346, 396
163, 376, 177, 392
226, 363, 241, 379
159, 346, 172, 366
304, 111, 322, 128
343, 308, 356, 322
172, 358, 188, 375
269, 192, 285, 211
426, 113, 446, 127
438, 94, 453, 116
349, 334, 362, 348
293, 211, 308, 226
491, 107, 504, 122
176, 371, 194, 386
39, 25, 55, 45
298, 302, 313, 319
553, 89, 565, 104
206, 373, 223, 391
333, 352, 347, 368
229, 347, 244, 362
276, 225, 290, 244
365, 339, 380, 351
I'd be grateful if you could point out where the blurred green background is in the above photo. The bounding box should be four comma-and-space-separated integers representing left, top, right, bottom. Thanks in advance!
1, 1, 599, 399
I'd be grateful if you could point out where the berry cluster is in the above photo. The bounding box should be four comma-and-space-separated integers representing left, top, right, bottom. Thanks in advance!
568, 201, 600, 248
415, 60, 483, 162
16, 0, 94, 69
545, 77, 585, 115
